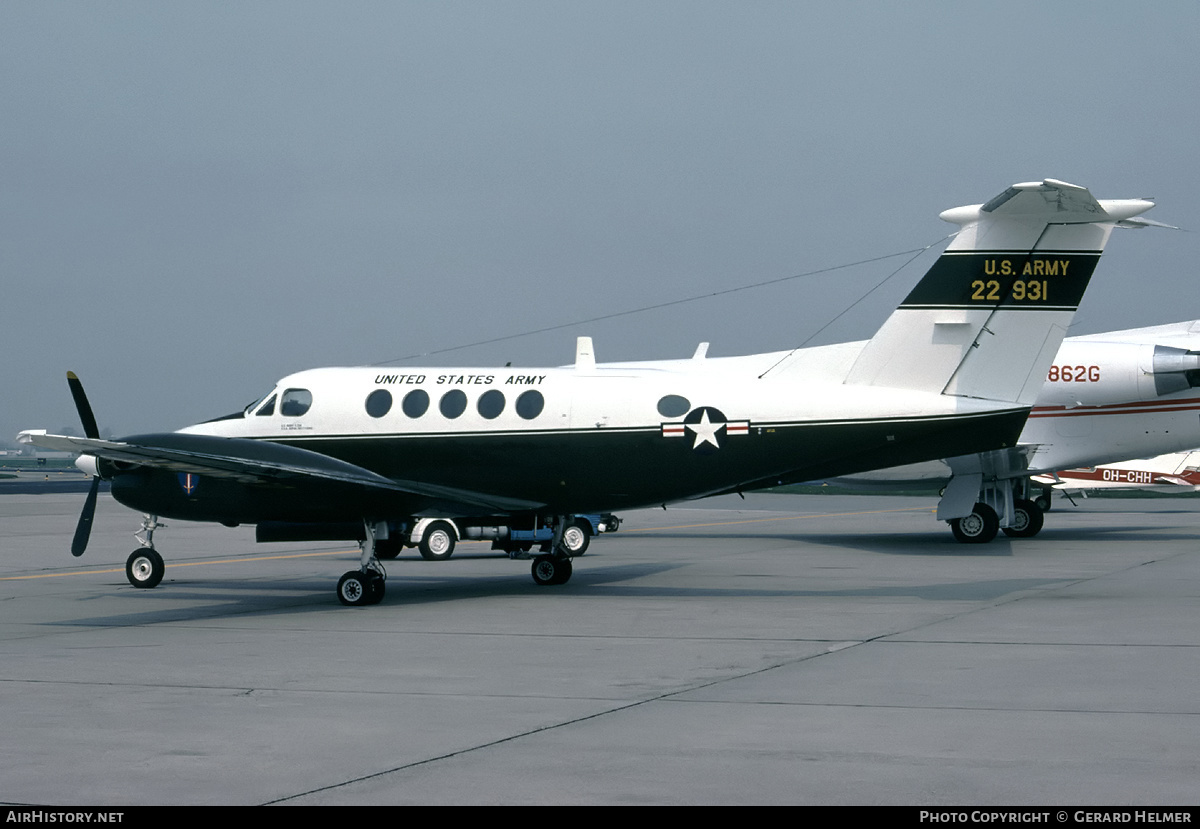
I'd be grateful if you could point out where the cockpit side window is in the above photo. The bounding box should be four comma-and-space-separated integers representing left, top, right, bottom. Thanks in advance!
280, 388, 312, 417
255, 394, 277, 416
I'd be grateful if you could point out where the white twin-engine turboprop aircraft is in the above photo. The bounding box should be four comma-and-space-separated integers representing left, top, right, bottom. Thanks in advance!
19, 179, 1157, 605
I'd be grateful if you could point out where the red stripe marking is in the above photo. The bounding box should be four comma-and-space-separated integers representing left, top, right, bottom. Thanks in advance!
1029, 397, 1200, 418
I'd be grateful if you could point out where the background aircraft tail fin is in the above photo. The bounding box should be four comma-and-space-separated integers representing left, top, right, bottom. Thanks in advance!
845, 179, 1155, 405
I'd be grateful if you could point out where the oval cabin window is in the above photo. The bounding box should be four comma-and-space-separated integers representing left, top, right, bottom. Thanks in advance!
365, 389, 392, 418
402, 389, 430, 418
515, 390, 544, 420
477, 389, 505, 419
439, 389, 467, 419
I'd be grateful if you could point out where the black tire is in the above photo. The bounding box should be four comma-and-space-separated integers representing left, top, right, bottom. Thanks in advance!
1034, 493, 1052, 513
375, 536, 403, 560
1002, 499, 1044, 538
531, 555, 572, 586
126, 548, 165, 589
418, 521, 456, 561
949, 502, 999, 544
366, 571, 386, 605
337, 571, 374, 606
560, 520, 590, 556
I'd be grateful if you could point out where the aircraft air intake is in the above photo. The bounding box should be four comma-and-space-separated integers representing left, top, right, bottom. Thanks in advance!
1151, 346, 1200, 396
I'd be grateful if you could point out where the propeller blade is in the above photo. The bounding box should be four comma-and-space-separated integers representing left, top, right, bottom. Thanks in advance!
66, 372, 100, 440
72, 476, 100, 557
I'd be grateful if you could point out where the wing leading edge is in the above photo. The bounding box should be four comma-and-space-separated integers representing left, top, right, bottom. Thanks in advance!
17, 430, 544, 515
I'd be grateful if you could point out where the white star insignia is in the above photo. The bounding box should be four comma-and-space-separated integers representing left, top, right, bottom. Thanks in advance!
686, 410, 725, 449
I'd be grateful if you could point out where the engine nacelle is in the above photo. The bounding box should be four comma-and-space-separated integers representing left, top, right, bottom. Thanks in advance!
75, 454, 133, 480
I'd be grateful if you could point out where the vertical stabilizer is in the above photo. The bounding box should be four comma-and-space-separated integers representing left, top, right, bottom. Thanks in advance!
845, 180, 1154, 405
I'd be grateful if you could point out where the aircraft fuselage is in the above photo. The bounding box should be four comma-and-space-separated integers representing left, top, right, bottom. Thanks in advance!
144, 353, 1026, 523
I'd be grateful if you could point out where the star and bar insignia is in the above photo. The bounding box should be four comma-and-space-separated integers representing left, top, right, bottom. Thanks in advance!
661, 406, 749, 454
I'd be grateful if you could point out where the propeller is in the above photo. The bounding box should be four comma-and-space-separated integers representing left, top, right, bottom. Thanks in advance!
67, 372, 99, 441
66, 372, 100, 557
72, 476, 100, 557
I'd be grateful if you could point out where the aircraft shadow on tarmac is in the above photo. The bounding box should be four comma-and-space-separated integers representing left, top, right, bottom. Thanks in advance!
50, 551, 1078, 628
628, 529, 1021, 556
46, 555, 676, 627
632, 523, 1200, 555
1025, 525, 1200, 542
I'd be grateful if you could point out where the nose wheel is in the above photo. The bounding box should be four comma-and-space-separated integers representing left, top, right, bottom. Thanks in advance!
125, 514, 166, 588
126, 548, 165, 589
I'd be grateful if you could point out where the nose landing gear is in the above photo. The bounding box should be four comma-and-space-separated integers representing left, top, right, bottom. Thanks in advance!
126, 514, 166, 589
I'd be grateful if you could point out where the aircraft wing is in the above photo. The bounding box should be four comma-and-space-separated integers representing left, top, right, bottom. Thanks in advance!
16, 430, 544, 514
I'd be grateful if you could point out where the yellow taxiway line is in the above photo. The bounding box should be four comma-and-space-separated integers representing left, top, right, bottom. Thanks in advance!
1, 505, 933, 582
0, 550, 344, 581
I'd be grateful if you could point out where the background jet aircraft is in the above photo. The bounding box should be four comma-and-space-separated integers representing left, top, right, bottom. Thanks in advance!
19, 179, 1155, 604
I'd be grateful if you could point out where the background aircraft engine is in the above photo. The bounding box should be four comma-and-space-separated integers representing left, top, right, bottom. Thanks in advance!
1149, 346, 1200, 396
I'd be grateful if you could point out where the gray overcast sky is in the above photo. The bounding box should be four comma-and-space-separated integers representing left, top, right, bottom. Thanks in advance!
3, 1, 1198, 440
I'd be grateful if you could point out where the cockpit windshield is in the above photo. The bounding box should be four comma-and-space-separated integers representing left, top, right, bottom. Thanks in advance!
243, 389, 277, 416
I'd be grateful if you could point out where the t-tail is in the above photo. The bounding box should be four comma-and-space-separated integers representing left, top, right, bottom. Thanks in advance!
845, 179, 1156, 405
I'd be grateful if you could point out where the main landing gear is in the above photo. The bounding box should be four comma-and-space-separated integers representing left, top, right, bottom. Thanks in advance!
126, 514, 166, 588
530, 516, 578, 586
948, 502, 1000, 544
1002, 498, 1045, 539
110, 509, 582, 603
336, 569, 385, 606
337, 515, 580, 603
337, 520, 388, 606
531, 554, 573, 585
946, 495, 1046, 544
